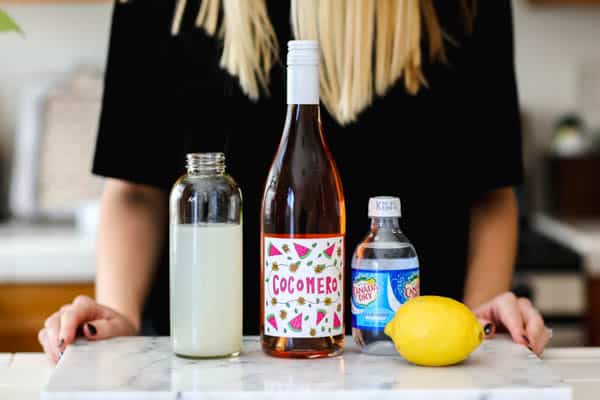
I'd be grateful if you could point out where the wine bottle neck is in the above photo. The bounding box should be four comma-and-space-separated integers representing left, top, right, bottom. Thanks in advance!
287, 103, 320, 119
283, 104, 322, 145
287, 63, 319, 105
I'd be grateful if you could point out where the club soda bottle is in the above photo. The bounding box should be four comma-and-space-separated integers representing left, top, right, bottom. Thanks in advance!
351, 196, 419, 355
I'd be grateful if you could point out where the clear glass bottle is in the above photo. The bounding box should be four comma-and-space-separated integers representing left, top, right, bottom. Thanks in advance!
261, 41, 346, 358
352, 197, 419, 355
170, 153, 243, 358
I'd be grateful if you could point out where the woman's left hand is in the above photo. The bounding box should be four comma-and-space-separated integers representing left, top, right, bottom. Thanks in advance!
472, 292, 551, 356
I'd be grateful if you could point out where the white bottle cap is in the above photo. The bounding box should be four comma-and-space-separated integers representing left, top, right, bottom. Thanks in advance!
287, 40, 319, 66
287, 40, 319, 105
368, 196, 401, 218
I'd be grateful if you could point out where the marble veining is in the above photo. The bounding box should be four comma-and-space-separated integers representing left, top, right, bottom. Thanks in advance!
43, 335, 572, 400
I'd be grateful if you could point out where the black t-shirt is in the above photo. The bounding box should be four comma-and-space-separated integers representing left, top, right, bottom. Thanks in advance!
93, 0, 523, 335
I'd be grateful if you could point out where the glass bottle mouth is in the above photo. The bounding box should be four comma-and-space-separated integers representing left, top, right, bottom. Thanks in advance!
186, 153, 225, 175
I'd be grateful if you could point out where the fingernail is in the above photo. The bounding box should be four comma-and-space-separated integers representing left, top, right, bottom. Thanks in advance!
527, 346, 534, 353
484, 323, 494, 335
58, 351, 63, 360
523, 335, 530, 345
76, 325, 84, 337
58, 338, 64, 349
87, 323, 97, 336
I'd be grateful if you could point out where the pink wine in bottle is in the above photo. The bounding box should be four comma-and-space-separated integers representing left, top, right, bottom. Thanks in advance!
261, 41, 346, 358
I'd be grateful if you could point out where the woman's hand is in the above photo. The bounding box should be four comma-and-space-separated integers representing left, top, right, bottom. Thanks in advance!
472, 292, 551, 356
38, 295, 138, 363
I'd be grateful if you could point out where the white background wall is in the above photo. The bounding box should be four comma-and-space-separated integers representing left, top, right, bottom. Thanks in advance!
0, 1, 599, 214
512, 1, 600, 207
0, 4, 112, 214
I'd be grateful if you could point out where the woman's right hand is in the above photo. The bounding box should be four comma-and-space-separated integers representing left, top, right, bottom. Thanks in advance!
38, 295, 138, 363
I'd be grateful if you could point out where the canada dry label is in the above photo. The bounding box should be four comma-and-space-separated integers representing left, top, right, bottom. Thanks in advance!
351, 259, 419, 331
263, 235, 344, 338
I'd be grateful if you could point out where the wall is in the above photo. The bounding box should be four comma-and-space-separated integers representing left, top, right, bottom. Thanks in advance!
512, 0, 600, 208
0, 4, 112, 215
0, 1, 599, 214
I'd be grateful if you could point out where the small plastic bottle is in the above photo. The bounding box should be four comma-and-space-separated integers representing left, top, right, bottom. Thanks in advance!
351, 196, 419, 355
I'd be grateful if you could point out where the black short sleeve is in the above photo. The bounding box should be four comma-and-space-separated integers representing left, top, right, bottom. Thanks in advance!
92, 1, 178, 190
465, 0, 524, 195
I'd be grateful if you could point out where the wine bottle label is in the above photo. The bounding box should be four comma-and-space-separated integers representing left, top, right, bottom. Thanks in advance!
351, 259, 419, 331
263, 235, 344, 338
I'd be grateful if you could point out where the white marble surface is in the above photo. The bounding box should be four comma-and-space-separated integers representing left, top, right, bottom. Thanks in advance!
0, 222, 95, 282
43, 335, 572, 400
0, 353, 54, 400
541, 348, 600, 400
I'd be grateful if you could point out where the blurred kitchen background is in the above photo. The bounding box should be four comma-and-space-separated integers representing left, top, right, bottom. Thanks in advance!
0, 0, 599, 352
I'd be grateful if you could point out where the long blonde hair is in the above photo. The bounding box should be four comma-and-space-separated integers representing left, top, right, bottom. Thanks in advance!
170, 0, 468, 125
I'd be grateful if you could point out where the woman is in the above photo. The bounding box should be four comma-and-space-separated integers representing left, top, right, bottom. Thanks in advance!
38, 0, 551, 362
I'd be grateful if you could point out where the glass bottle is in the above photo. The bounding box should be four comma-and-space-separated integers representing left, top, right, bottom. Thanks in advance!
170, 152, 243, 358
261, 41, 346, 358
352, 197, 419, 355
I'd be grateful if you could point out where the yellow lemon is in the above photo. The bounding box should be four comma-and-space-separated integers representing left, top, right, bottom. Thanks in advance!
384, 296, 484, 367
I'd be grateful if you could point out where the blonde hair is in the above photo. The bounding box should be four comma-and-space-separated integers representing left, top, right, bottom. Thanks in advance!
171, 0, 459, 125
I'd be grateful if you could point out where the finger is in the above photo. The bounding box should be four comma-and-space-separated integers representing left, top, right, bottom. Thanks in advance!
518, 298, 548, 355
535, 328, 552, 356
58, 296, 98, 346
82, 318, 133, 341
477, 318, 496, 338
43, 312, 63, 356
38, 328, 58, 364
494, 292, 528, 346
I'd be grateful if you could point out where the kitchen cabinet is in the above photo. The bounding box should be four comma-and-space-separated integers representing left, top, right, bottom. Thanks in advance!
0, 283, 94, 352
0, 223, 96, 352
546, 155, 600, 219
535, 214, 600, 345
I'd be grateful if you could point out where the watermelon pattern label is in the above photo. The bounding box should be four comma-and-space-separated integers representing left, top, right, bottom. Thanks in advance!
351, 259, 419, 331
264, 235, 344, 338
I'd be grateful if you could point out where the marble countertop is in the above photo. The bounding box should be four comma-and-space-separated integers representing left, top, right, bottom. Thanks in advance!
42, 335, 573, 400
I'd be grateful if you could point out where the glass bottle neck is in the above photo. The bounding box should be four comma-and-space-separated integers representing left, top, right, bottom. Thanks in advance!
370, 217, 401, 231
186, 153, 225, 176
283, 104, 324, 143
288, 104, 321, 123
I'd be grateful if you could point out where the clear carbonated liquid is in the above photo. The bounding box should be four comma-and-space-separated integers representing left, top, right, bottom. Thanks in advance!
352, 229, 419, 356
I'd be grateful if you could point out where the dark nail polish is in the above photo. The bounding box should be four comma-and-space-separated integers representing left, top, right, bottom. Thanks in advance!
58, 338, 64, 348
58, 351, 63, 360
523, 335, 530, 345
87, 323, 97, 336
484, 323, 493, 335
76, 325, 84, 337
527, 346, 533, 352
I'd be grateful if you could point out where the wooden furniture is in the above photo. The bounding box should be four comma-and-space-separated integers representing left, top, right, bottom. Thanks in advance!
589, 277, 600, 345
0, 223, 96, 353
534, 215, 600, 346
546, 155, 600, 219
0, 283, 94, 352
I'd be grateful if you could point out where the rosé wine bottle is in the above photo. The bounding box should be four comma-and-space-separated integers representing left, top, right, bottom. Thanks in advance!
260, 41, 346, 358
